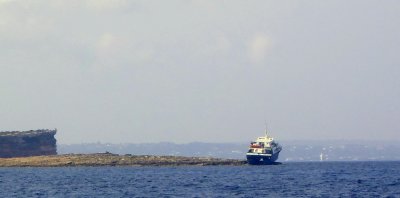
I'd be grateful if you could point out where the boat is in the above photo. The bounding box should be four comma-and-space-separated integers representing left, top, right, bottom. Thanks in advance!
246, 125, 282, 165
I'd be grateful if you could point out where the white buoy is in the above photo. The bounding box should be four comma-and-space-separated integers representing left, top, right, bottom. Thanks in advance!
320, 153, 324, 161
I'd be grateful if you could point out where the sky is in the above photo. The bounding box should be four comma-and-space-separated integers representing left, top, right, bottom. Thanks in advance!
0, 0, 399, 144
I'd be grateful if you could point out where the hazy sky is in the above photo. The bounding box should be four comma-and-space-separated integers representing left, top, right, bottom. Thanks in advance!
1, 0, 399, 143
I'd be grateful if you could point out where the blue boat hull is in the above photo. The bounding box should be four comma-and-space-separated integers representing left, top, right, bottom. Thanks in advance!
246, 152, 280, 165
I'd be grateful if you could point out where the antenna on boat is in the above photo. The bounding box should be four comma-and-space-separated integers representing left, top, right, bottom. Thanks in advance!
264, 121, 268, 137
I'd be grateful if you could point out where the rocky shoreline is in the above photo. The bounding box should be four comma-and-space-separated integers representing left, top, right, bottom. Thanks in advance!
0, 153, 247, 167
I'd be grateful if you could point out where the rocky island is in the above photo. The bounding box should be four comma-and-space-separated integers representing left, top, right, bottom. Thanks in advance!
0, 129, 246, 167
0, 153, 247, 167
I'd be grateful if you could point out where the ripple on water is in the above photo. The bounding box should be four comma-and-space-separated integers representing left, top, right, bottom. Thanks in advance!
0, 162, 399, 197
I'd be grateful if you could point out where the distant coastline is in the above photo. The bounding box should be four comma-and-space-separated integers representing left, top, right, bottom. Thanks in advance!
0, 153, 247, 167
58, 141, 400, 162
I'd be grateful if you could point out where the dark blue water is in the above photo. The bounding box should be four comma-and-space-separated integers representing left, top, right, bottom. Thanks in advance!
0, 162, 399, 197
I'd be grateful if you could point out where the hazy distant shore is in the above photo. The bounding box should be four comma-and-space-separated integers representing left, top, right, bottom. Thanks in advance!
0, 153, 247, 167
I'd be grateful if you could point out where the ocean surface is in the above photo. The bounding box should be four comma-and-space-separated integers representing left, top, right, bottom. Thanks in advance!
0, 161, 399, 197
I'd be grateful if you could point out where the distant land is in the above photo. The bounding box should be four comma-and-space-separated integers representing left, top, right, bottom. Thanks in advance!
59, 140, 400, 162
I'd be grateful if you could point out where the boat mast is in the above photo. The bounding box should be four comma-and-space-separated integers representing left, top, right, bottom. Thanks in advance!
264, 121, 268, 137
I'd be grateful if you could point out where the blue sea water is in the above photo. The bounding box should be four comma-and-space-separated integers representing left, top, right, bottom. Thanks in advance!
0, 162, 399, 197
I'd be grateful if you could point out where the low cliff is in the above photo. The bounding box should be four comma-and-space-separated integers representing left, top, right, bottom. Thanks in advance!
0, 153, 247, 167
0, 129, 57, 158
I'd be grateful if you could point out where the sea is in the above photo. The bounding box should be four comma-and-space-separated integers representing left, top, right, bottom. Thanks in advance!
0, 161, 399, 197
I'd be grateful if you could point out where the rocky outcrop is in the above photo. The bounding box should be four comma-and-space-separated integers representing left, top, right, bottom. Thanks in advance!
0, 129, 57, 158
0, 153, 247, 167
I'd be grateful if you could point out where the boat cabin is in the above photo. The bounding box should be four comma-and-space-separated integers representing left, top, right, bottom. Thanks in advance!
247, 135, 276, 154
